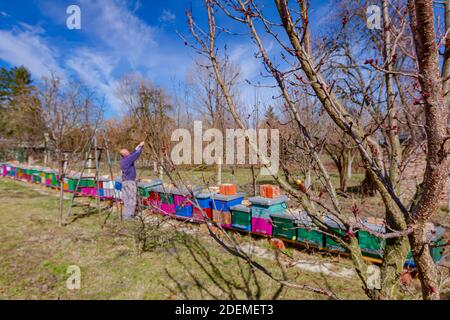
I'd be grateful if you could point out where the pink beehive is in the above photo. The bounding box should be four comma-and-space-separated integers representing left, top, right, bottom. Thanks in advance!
81, 187, 96, 197
251, 217, 273, 236
160, 203, 176, 215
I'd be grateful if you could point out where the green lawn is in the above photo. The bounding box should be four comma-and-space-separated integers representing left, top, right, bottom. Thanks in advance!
0, 178, 367, 300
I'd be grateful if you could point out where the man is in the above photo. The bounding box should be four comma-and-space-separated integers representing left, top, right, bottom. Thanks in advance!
119, 141, 145, 219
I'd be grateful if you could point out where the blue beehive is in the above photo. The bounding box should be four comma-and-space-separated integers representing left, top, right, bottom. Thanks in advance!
194, 192, 213, 208
211, 193, 245, 211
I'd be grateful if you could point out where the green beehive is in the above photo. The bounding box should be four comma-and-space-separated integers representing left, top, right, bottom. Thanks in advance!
296, 213, 324, 248
32, 173, 42, 183
81, 178, 96, 187
271, 213, 297, 241
249, 195, 288, 219
430, 227, 445, 262
357, 222, 385, 259
324, 217, 348, 253
138, 180, 163, 197
66, 177, 79, 192
430, 238, 445, 262
231, 204, 252, 231
50, 172, 59, 187
70, 173, 96, 188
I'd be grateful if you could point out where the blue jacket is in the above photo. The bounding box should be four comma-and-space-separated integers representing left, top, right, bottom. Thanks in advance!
120, 147, 142, 181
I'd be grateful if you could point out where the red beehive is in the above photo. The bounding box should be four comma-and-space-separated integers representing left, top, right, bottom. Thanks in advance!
193, 207, 212, 221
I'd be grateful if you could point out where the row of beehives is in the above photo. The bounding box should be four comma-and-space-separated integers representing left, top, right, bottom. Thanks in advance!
1, 162, 445, 267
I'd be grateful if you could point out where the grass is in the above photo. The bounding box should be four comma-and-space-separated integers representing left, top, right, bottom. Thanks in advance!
0, 178, 368, 300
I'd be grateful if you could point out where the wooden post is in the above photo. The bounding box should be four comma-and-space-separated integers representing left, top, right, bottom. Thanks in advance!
58, 153, 68, 227
44, 133, 50, 166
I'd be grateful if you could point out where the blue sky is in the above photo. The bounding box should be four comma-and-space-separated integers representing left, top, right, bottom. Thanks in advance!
0, 0, 333, 118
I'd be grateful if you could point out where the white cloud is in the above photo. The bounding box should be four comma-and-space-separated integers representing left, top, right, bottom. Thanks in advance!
229, 43, 260, 80
66, 48, 123, 114
159, 9, 176, 23
0, 28, 63, 79
79, 0, 158, 69
0, 0, 192, 117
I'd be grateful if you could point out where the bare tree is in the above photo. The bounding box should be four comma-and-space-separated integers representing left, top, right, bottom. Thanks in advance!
39, 75, 103, 226
180, 0, 448, 299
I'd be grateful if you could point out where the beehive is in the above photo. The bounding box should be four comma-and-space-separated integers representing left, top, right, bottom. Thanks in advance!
230, 204, 252, 231
296, 212, 324, 248
271, 213, 297, 241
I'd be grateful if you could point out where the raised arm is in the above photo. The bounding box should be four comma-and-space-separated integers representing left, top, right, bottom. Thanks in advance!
128, 141, 144, 162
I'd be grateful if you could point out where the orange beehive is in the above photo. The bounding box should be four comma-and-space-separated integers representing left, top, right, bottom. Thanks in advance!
219, 183, 237, 195
260, 184, 280, 198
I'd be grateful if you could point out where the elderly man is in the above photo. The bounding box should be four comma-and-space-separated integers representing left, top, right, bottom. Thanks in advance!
120, 141, 145, 219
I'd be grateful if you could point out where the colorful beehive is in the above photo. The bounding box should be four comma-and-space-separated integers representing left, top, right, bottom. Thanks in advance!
8, 165, 16, 178
249, 195, 288, 236
323, 216, 348, 253
138, 180, 163, 206
148, 187, 162, 211
230, 204, 252, 231
174, 188, 195, 219
65, 174, 81, 192
152, 185, 176, 215
16, 166, 24, 180
32, 173, 42, 184
296, 212, 324, 248
1, 163, 6, 177
49, 170, 59, 188
68, 173, 95, 194
96, 177, 116, 199
193, 192, 213, 221
249, 195, 288, 219
211, 193, 245, 229
357, 221, 386, 259
114, 177, 123, 200
43, 169, 54, 186
25, 168, 34, 182
40, 170, 46, 183
271, 212, 297, 241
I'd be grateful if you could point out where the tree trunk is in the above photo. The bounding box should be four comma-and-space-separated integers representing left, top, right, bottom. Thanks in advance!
361, 170, 376, 196
58, 159, 65, 227
379, 228, 410, 299
340, 153, 348, 192
407, 0, 449, 299
251, 164, 257, 196
346, 149, 353, 180
409, 222, 439, 299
